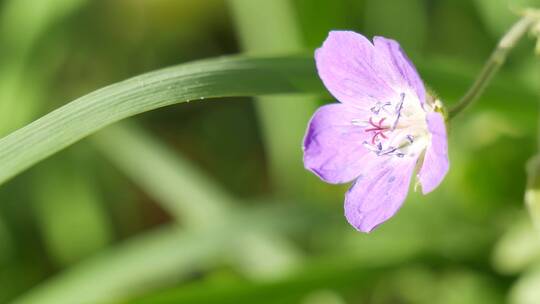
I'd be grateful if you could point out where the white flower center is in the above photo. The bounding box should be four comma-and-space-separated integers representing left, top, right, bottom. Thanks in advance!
353, 91, 430, 159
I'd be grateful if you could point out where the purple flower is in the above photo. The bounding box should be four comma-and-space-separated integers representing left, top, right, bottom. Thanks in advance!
303, 31, 449, 233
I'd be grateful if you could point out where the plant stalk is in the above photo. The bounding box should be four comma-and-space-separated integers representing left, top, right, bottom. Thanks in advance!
449, 13, 537, 119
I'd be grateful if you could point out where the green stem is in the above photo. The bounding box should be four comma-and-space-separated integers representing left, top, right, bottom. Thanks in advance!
449, 13, 537, 119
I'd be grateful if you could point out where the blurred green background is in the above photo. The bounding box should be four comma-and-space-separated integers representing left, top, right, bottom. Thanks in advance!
1, 0, 540, 303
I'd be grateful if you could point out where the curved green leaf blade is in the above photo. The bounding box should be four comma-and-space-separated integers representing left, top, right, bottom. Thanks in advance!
0, 55, 320, 186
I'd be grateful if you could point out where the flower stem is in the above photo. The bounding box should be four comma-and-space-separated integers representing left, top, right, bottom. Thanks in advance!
448, 13, 538, 119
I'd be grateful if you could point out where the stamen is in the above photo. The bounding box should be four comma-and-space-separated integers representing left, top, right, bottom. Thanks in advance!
362, 141, 382, 153
391, 93, 405, 130
363, 140, 406, 158
370, 101, 391, 115
378, 146, 397, 156
362, 92, 428, 160
351, 119, 365, 126
377, 146, 405, 158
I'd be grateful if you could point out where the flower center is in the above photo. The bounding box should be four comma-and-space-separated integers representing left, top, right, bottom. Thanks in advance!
353, 92, 429, 159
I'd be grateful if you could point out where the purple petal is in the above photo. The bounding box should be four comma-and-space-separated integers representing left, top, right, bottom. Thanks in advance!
418, 112, 449, 194
373, 36, 426, 104
303, 103, 373, 184
344, 157, 416, 232
315, 31, 397, 106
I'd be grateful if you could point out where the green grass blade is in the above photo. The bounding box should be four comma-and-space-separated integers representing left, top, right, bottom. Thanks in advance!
12, 205, 306, 304
93, 123, 301, 279
12, 226, 219, 304
0, 55, 320, 186
92, 123, 231, 227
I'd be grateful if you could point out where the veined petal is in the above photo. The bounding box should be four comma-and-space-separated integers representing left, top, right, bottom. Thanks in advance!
373, 36, 426, 104
315, 31, 396, 106
344, 157, 416, 232
303, 103, 372, 184
418, 112, 449, 194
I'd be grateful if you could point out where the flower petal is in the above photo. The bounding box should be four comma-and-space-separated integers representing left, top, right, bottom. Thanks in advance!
315, 31, 397, 106
344, 157, 416, 232
303, 103, 372, 184
373, 36, 426, 103
418, 112, 449, 194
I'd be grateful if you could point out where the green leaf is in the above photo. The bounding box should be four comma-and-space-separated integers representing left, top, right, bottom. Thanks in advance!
123, 255, 383, 304
0, 55, 321, 186
92, 123, 232, 227
12, 226, 218, 304
12, 205, 307, 304
124, 255, 492, 304
93, 123, 301, 280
